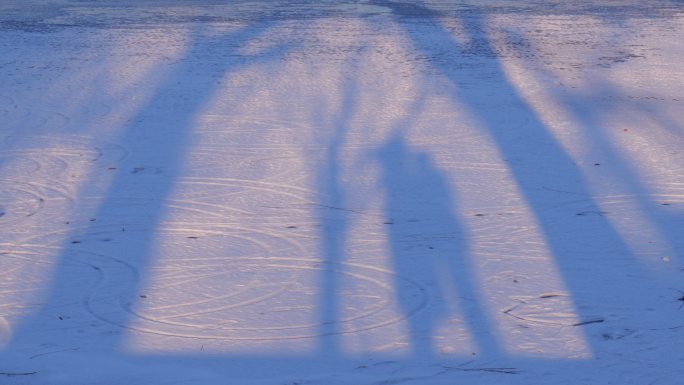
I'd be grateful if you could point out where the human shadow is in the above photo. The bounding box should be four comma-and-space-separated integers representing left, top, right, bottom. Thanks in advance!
377, 134, 500, 358
372, 0, 657, 354
2, 2, 681, 383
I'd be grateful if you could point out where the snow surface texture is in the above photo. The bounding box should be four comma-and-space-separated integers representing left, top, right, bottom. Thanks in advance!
1, 0, 683, 384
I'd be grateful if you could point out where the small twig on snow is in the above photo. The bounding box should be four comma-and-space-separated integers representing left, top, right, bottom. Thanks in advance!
442, 365, 519, 375
0, 371, 37, 376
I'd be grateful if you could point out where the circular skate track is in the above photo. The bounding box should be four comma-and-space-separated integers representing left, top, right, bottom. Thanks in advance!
88, 257, 428, 341
19, 220, 428, 341
53, 224, 430, 341
0, 179, 74, 229
0, 243, 135, 322
3, 134, 128, 166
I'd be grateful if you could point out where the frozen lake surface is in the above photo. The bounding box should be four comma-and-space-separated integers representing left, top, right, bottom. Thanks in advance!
1, 1, 683, 384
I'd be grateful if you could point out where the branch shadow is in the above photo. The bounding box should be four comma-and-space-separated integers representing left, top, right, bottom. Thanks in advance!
312, 57, 360, 357
1, 2, 682, 383
371, 0, 661, 355
552, 77, 684, 267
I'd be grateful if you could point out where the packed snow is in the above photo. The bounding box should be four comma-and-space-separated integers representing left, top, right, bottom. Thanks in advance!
1, 1, 683, 384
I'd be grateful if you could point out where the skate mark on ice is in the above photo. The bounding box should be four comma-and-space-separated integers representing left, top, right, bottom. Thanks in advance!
4, 134, 129, 165
0, 152, 46, 175
21, 223, 308, 260
0, 179, 74, 229
155, 177, 317, 222
503, 293, 604, 327
86, 257, 428, 340
177, 177, 313, 196
0, 243, 137, 327
195, 115, 309, 133
5, 110, 72, 132
183, 148, 302, 178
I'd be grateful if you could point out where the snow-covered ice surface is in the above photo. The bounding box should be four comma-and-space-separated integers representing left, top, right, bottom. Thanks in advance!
1, 0, 684, 383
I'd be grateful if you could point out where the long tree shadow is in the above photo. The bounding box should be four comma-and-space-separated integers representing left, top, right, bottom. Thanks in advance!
553, 76, 684, 267
313, 59, 360, 357
510, 11, 684, 268
2, 2, 681, 383
502, 20, 684, 277
2, 19, 291, 358
377, 134, 500, 359
372, 0, 656, 354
